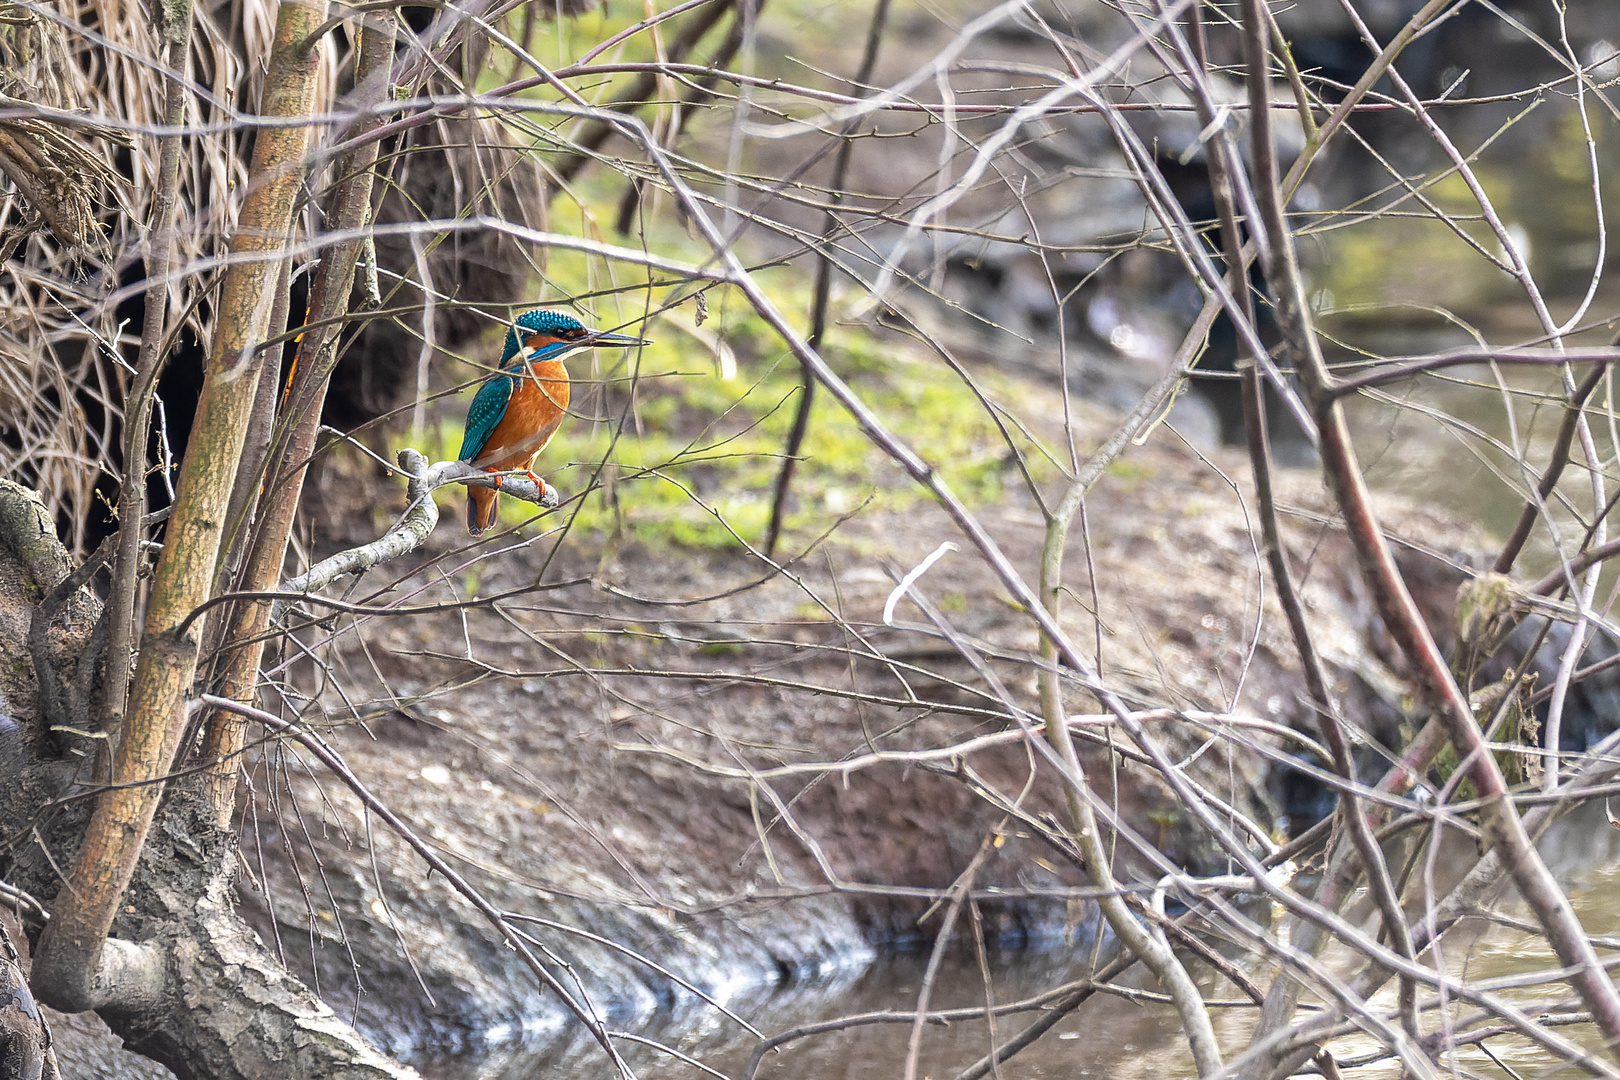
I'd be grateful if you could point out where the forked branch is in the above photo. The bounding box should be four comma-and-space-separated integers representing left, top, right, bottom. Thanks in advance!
278, 449, 561, 599
1236, 0, 1620, 1060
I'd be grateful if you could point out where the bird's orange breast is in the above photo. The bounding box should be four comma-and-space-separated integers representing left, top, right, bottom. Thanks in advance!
469, 358, 571, 471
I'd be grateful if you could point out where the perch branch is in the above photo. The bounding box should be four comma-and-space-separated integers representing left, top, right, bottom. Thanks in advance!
277, 450, 559, 598
1329, 348, 1619, 397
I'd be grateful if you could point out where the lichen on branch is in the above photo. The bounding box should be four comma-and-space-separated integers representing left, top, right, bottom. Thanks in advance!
278, 449, 561, 597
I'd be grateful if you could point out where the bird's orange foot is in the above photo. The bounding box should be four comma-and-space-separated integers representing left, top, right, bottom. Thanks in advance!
525, 470, 561, 509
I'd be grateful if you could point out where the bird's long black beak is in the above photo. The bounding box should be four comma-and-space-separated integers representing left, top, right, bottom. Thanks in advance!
583, 329, 652, 348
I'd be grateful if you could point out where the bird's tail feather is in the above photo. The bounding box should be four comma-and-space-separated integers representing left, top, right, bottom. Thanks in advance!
467, 486, 499, 535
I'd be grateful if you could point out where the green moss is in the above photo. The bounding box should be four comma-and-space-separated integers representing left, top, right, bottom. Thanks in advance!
439, 11, 1057, 552
425, 418, 467, 467
1311, 213, 1512, 320
1104, 458, 1154, 489
451, 277, 1049, 550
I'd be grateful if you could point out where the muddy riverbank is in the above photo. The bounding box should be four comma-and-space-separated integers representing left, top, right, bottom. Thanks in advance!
34, 375, 1494, 1077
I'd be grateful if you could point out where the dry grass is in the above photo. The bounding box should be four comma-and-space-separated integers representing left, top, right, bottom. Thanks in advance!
0, 0, 285, 550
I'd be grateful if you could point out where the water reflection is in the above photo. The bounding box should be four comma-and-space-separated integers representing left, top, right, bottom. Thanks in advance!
616, 945, 1196, 1080
477, 802, 1620, 1080
1316, 802, 1620, 1080
1338, 311, 1620, 586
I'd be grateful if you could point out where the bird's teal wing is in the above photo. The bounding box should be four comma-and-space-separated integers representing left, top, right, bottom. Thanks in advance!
458, 375, 513, 462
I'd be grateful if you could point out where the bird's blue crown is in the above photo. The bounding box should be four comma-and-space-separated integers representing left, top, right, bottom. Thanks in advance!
501, 309, 587, 366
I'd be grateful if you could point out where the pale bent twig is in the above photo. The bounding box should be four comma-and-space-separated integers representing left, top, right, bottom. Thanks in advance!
279, 449, 559, 597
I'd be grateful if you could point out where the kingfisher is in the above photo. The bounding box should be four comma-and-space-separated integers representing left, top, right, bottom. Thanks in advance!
458, 309, 648, 535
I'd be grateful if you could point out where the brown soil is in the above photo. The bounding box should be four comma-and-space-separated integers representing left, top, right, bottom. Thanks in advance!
22, 351, 1486, 1078
211, 384, 1482, 1072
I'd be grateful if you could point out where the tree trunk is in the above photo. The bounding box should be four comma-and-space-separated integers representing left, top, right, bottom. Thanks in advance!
0, 480, 419, 1080
0, 4, 424, 1060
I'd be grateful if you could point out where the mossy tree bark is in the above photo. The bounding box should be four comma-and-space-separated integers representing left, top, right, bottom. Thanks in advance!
30, 0, 330, 1014
9, 2, 418, 1077
0, 482, 417, 1079
199, 8, 398, 829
